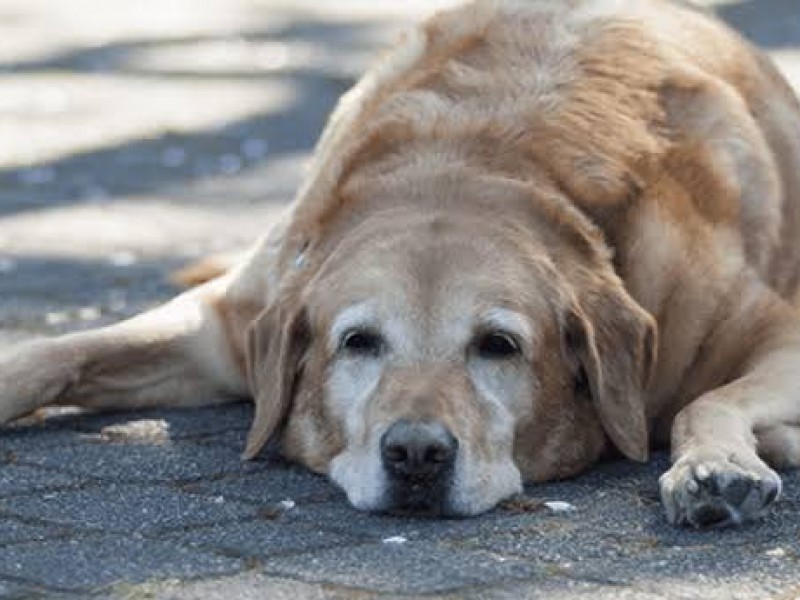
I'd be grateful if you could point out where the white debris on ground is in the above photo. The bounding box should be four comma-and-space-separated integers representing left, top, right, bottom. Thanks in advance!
108, 251, 138, 267
45, 307, 103, 325
45, 311, 70, 325
382, 536, 408, 544
544, 501, 576, 513
78, 306, 102, 321
765, 548, 786, 558
279, 499, 296, 510
99, 419, 171, 445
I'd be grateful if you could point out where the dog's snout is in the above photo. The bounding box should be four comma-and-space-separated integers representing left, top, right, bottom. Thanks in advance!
381, 419, 458, 478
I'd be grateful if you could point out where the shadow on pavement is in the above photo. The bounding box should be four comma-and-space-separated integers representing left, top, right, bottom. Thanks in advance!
0, 17, 394, 216
716, 0, 800, 48
0, 76, 349, 216
0, 20, 381, 77
0, 254, 183, 332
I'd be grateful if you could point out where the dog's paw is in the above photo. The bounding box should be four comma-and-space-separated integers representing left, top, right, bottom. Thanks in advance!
659, 449, 781, 528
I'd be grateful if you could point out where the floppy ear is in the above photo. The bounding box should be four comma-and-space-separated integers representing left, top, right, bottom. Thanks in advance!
564, 279, 657, 462
242, 300, 310, 460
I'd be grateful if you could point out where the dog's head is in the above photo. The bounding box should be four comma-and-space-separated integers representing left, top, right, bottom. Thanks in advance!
243, 174, 656, 516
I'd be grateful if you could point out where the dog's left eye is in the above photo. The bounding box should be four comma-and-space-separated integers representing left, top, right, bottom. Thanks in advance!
340, 329, 384, 357
474, 332, 521, 359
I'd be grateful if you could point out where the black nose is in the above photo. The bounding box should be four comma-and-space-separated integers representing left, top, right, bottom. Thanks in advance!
381, 419, 458, 479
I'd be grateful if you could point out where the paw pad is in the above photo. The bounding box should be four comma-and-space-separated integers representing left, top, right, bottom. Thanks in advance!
660, 455, 782, 528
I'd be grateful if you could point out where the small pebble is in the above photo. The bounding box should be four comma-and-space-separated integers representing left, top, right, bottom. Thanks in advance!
544, 501, 576, 513
766, 547, 786, 558
382, 536, 408, 544
279, 499, 296, 510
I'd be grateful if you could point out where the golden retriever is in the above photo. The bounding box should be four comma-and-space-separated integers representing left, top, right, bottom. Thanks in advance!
2, 0, 800, 528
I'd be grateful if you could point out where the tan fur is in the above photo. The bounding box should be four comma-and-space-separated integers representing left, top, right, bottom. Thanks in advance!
2, 0, 800, 526
171, 251, 244, 287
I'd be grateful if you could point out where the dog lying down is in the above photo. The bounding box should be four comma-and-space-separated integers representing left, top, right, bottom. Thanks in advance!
2, 0, 800, 529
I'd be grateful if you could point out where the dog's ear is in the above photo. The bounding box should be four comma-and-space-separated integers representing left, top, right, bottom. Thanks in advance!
564, 277, 657, 462
242, 298, 310, 460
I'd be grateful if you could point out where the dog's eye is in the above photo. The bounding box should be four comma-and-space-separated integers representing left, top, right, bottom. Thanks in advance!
340, 329, 384, 357
475, 332, 521, 359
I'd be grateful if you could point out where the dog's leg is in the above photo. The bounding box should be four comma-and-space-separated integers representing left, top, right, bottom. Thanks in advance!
0, 272, 261, 425
660, 291, 800, 528
0, 210, 293, 426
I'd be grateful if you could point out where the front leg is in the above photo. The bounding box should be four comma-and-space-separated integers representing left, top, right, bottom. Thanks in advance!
0, 272, 259, 425
660, 403, 783, 528
660, 294, 800, 528
0, 213, 293, 426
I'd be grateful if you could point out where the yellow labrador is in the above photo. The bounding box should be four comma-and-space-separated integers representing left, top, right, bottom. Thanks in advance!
2, 0, 800, 528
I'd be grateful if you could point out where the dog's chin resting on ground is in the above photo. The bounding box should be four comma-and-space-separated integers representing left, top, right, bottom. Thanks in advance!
2, 0, 800, 529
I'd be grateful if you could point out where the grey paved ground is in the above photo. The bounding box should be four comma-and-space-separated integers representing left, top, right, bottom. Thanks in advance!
1, 1, 799, 598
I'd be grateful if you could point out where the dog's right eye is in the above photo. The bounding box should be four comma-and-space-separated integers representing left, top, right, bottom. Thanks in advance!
340, 329, 384, 357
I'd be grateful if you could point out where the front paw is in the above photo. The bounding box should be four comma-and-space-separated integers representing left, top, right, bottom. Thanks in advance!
659, 449, 781, 528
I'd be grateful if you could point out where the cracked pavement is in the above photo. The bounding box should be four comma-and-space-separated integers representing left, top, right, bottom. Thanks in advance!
1, 1, 799, 598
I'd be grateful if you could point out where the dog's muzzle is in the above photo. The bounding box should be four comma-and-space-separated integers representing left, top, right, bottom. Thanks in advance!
380, 419, 458, 514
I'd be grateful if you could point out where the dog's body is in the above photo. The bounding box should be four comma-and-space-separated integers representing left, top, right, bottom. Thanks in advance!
3, 0, 800, 527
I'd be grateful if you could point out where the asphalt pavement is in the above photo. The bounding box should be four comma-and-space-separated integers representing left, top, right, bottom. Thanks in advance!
0, 1, 799, 598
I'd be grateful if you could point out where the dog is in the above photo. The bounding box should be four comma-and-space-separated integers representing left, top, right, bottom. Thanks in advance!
2, 0, 800, 528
